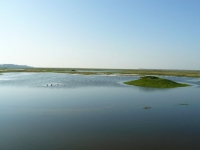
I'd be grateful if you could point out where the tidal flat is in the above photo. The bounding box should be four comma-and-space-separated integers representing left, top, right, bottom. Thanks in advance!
0, 73, 200, 150
1, 68, 200, 77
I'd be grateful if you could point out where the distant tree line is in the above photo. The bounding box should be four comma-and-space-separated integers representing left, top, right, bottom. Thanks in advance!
0, 64, 33, 69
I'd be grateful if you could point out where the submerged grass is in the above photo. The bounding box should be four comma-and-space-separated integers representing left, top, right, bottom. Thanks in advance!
143, 106, 151, 109
124, 76, 190, 88
179, 103, 189, 106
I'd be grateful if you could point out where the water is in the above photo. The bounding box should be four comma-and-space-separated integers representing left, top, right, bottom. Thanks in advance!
0, 73, 200, 150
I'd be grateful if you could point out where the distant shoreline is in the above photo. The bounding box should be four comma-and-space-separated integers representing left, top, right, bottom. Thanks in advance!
0, 68, 200, 78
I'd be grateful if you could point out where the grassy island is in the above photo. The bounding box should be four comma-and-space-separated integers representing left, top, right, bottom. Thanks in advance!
124, 76, 190, 88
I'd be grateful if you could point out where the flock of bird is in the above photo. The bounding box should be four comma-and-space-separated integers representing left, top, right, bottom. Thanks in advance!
46, 83, 61, 87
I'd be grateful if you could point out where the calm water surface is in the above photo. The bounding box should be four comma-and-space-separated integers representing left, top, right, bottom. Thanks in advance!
0, 73, 200, 150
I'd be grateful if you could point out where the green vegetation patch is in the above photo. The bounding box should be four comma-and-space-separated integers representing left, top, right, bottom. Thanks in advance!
179, 103, 189, 106
143, 106, 151, 109
124, 76, 190, 88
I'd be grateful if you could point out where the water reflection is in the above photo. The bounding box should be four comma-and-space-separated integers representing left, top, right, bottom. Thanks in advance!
137, 86, 171, 92
0, 73, 200, 150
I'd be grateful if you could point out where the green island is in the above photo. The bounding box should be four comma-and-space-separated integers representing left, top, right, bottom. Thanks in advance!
124, 76, 190, 88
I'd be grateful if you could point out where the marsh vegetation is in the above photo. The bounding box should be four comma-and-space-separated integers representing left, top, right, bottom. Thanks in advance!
124, 76, 190, 88
0, 68, 200, 77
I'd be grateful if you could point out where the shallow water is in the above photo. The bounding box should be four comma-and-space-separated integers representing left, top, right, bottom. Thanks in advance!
0, 73, 200, 150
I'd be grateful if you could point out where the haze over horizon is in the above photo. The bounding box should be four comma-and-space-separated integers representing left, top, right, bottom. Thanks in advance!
1, 0, 200, 70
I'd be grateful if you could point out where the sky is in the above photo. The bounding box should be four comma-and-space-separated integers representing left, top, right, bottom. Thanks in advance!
0, 0, 200, 69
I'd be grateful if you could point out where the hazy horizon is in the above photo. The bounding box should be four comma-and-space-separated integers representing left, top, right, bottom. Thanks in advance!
1, 0, 200, 69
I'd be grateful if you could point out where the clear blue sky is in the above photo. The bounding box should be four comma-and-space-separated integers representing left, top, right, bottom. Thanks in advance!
0, 0, 200, 69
